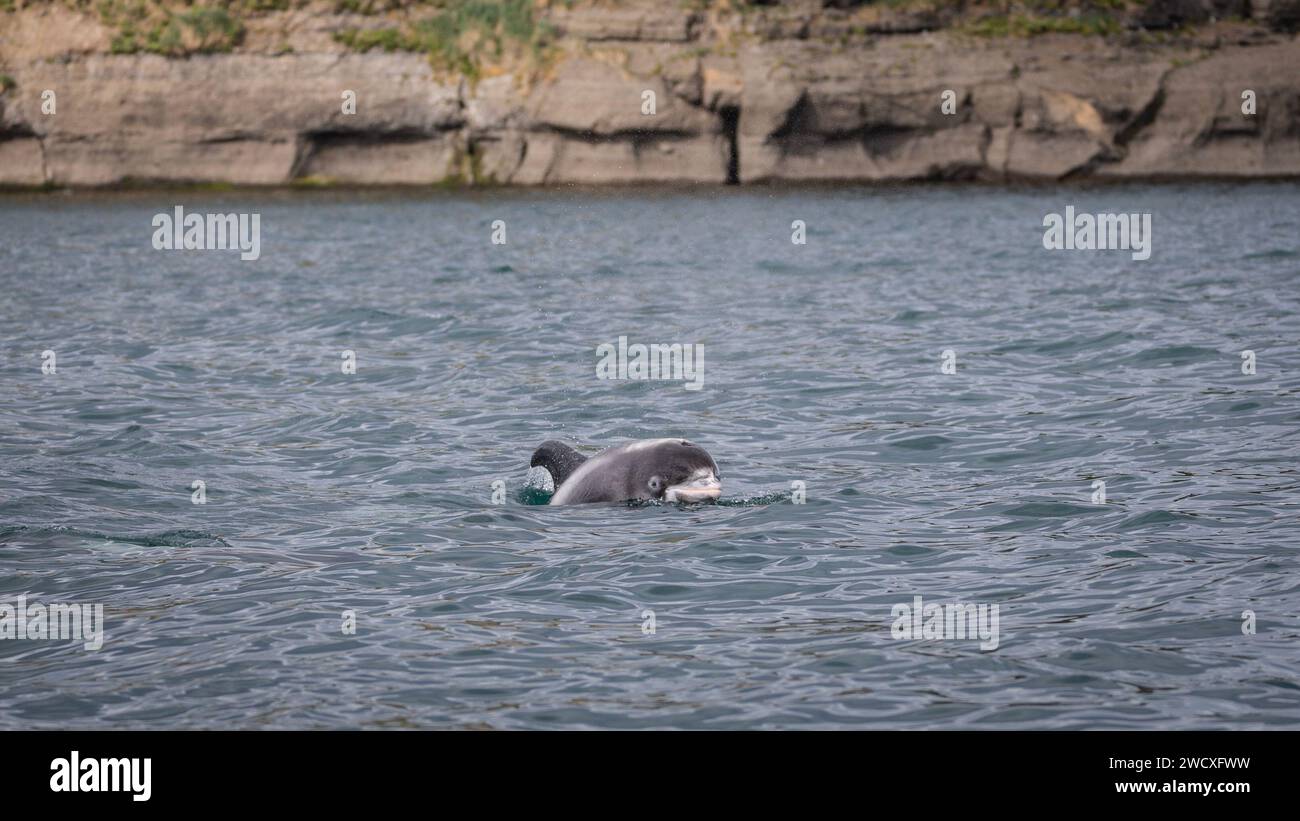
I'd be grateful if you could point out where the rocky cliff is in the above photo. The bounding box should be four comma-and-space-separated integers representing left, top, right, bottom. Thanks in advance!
1, 0, 1298, 186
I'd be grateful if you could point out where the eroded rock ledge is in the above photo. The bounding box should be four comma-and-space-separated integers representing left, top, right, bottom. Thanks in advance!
1, 1, 1297, 186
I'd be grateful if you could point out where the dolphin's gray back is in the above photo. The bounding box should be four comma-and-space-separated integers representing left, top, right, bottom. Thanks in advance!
549, 450, 633, 504
547, 439, 673, 504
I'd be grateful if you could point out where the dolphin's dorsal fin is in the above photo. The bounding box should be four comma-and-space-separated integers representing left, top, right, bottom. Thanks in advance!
530, 440, 588, 488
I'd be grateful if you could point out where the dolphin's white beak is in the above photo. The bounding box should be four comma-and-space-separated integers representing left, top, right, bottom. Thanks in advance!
664, 471, 721, 503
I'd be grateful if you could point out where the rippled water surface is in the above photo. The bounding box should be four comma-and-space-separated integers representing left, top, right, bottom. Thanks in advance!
2, 183, 1299, 729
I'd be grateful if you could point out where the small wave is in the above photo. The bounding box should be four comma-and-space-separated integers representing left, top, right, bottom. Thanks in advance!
0, 525, 230, 548
1242, 249, 1297, 260
715, 492, 793, 507
1000, 502, 1104, 519
1120, 344, 1220, 366
891, 308, 933, 322
888, 434, 952, 451
1110, 510, 1201, 530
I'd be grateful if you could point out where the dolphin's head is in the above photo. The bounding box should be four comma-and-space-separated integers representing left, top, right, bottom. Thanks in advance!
633, 439, 721, 504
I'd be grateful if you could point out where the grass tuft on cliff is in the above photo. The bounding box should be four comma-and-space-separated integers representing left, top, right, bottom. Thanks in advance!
100, 1, 247, 56
333, 0, 553, 80
950, 1, 1184, 38
961, 10, 1125, 38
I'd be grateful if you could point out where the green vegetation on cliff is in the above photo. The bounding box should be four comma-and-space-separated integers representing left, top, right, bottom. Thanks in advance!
0, 1, 1280, 63
333, 0, 553, 79
101, 2, 246, 55
961, 6, 1128, 37
23, 0, 553, 68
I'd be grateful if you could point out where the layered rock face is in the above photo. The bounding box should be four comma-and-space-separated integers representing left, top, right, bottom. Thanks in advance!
0, 1, 1297, 186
